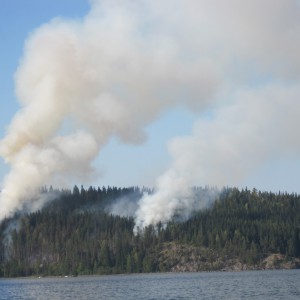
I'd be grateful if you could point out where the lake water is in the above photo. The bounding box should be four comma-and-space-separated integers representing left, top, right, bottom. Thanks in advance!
0, 270, 299, 299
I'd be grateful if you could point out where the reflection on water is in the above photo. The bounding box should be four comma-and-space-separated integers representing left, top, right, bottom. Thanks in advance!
0, 269, 299, 300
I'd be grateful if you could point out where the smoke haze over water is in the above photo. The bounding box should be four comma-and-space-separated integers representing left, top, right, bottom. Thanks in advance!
1, 0, 300, 227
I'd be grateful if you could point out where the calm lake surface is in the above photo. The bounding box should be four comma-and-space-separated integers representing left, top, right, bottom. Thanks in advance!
0, 269, 299, 300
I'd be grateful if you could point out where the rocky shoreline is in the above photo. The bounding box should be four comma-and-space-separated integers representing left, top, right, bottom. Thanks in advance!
157, 242, 300, 272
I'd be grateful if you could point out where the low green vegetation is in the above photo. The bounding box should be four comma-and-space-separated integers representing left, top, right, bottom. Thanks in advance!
0, 186, 299, 277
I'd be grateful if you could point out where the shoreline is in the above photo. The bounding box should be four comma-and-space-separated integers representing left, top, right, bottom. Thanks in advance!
1, 264, 299, 280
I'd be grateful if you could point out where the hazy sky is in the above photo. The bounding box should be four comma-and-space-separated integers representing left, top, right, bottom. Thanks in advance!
1, 0, 300, 196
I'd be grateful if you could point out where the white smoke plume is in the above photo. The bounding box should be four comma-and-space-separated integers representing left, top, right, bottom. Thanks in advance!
1, 1, 300, 227
0, 0, 220, 221
134, 0, 300, 228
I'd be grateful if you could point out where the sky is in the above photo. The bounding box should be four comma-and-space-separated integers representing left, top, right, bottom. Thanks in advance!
1, 0, 300, 203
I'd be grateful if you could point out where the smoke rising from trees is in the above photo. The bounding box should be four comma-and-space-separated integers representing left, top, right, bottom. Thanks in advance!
1, 0, 300, 226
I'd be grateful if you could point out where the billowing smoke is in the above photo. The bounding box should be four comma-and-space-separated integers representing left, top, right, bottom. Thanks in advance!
134, 0, 300, 228
0, 0, 219, 221
1, 1, 300, 227
135, 84, 300, 228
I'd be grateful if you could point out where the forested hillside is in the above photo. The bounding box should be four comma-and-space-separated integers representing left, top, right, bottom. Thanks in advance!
0, 186, 299, 277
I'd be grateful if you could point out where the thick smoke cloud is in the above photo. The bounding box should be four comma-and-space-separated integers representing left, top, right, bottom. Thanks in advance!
0, 0, 219, 221
134, 84, 300, 228
134, 0, 300, 228
1, 0, 300, 227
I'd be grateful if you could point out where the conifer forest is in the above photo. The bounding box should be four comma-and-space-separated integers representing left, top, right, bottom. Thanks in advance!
0, 186, 299, 277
